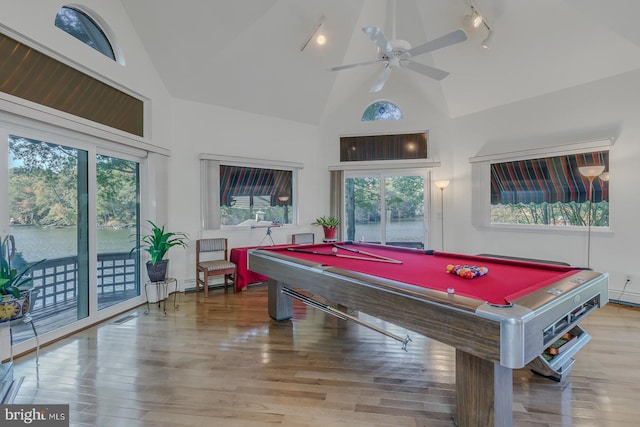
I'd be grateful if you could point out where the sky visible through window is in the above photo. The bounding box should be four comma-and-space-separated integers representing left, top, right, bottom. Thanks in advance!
362, 100, 403, 121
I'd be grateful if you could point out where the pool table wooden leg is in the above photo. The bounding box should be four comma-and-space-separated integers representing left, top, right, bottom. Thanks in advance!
455, 349, 512, 427
268, 279, 293, 321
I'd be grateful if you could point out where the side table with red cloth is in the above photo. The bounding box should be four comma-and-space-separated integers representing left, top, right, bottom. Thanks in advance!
230, 245, 294, 292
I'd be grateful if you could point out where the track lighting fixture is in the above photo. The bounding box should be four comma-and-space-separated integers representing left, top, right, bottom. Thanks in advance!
300, 15, 326, 52
465, 2, 493, 49
466, 5, 483, 28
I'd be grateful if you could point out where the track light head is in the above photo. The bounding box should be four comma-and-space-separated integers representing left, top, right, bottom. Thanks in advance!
481, 29, 493, 49
465, 5, 483, 28
472, 11, 483, 28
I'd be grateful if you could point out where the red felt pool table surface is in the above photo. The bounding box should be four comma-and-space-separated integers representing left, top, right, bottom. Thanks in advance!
259, 242, 578, 306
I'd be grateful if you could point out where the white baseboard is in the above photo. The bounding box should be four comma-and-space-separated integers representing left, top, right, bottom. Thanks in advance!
608, 289, 640, 307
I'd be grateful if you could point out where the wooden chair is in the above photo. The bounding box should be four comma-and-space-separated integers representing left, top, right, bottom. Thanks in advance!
291, 233, 315, 244
195, 238, 236, 297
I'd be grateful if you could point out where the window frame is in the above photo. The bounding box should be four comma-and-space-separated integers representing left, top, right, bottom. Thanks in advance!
200, 154, 302, 230
361, 100, 404, 121
470, 138, 614, 233
55, 5, 117, 61
1, 112, 148, 358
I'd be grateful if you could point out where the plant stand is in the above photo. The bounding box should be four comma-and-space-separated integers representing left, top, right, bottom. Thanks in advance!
144, 278, 179, 315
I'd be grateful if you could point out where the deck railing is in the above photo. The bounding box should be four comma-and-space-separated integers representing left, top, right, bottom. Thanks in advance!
28, 252, 139, 317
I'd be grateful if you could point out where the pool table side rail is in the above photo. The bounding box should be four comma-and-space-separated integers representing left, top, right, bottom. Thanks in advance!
249, 249, 503, 364
249, 248, 609, 369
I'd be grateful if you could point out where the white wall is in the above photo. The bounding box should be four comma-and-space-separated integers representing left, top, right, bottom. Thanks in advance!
169, 99, 323, 287
448, 69, 640, 304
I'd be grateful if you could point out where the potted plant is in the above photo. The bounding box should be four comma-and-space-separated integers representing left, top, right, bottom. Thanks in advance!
1, 235, 45, 323
311, 216, 340, 241
130, 221, 189, 282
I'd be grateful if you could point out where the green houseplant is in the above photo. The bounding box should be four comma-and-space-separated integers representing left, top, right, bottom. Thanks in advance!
311, 216, 340, 241
130, 221, 189, 282
1, 235, 45, 322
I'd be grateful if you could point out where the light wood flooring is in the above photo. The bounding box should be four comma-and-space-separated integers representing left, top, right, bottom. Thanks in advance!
11, 284, 640, 426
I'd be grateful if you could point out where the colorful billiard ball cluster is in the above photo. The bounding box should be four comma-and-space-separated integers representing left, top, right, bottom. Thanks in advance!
446, 264, 489, 279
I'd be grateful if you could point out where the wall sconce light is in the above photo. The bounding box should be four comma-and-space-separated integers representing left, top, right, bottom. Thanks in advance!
435, 180, 450, 251
578, 165, 605, 268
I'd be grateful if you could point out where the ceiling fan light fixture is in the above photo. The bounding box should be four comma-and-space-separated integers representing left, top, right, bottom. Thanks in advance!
316, 34, 326, 46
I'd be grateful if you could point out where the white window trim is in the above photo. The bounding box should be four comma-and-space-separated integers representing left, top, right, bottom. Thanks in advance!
1, 112, 148, 357
343, 168, 432, 249
199, 154, 303, 231
469, 137, 614, 233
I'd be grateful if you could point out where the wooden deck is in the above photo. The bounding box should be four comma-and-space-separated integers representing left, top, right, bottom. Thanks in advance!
10, 284, 640, 426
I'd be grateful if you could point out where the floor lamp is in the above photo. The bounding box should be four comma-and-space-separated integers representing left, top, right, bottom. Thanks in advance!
434, 180, 450, 251
578, 165, 605, 268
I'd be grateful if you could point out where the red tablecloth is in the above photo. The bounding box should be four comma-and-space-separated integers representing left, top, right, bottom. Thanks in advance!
230, 245, 294, 292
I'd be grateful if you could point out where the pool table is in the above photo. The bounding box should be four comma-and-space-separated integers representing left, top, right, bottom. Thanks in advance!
248, 242, 609, 427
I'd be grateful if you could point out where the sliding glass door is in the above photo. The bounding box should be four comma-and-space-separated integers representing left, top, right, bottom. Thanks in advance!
344, 172, 427, 249
4, 133, 143, 345
8, 135, 89, 338
96, 153, 140, 310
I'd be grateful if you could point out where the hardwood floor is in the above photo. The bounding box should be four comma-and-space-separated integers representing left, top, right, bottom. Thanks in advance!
11, 284, 640, 426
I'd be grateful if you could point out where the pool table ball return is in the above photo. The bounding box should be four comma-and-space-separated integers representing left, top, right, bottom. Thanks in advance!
248, 242, 608, 427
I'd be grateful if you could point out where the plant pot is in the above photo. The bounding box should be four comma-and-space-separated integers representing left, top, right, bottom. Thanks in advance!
146, 260, 169, 282
322, 226, 337, 240
0, 289, 32, 323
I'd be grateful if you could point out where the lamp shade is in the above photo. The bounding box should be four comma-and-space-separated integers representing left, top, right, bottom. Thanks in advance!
599, 171, 609, 182
435, 180, 450, 190
578, 165, 605, 178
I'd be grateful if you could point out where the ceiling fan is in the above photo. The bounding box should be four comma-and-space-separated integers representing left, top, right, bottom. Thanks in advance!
329, 0, 467, 93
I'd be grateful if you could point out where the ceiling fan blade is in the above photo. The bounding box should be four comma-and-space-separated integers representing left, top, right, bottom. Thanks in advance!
404, 60, 449, 81
328, 59, 383, 72
369, 66, 393, 93
362, 27, 392, 53
406, 29, 467, 58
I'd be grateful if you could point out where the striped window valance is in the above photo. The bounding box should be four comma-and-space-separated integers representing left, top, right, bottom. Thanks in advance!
490, 151, 608, 205
220, 165, 292, 207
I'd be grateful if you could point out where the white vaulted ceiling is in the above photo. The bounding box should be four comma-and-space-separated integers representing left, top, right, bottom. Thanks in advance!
120, 0, 640, 124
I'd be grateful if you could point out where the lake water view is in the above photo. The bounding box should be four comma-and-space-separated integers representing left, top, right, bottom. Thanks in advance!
9, 219, 426, 262
8, 226, 133, 262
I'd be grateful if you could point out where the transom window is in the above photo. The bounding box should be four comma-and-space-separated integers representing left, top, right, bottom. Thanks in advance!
55, 6, 115, 60
361, 100, 403, 121
490, 151, 609, 227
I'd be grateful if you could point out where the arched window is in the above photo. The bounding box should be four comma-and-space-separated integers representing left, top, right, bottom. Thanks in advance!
361, 100, 403, 121
55, 6, 116, 60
